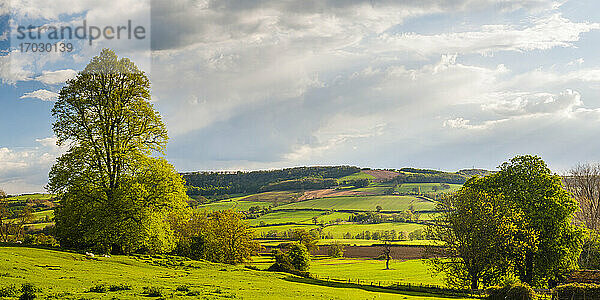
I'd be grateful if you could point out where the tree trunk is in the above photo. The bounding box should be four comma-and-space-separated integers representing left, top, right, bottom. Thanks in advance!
471, 277, 478, 290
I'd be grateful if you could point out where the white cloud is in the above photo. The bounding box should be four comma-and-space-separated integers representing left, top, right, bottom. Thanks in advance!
20, 89, 59, 101
364, 14, 599, 58
35, 69, 77, 85
0, 137, 65, 194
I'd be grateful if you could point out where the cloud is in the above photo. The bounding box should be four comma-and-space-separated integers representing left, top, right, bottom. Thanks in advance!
0, 137, 65, 194
362, 14, 599, 58
481, 89, 583, 117
20, 89, 59, 101
35, 69, 77, 85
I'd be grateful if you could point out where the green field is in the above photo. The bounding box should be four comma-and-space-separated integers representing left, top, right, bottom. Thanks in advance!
338, 172, 376, 182
247, 256, 443, 286
396, 183, 462, 195
276, 195, 435, 212
0, 247, 463, 300
5, 194, 54, 201
253, 222, 424, 239
253, 224, 319, 237
196, 200, 271, 211
321, 223, 423, 239
311, 258, 443, 286
248, 210, 324, 226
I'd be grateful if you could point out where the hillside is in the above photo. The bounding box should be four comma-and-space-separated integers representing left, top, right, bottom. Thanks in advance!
0, 247, 466, 300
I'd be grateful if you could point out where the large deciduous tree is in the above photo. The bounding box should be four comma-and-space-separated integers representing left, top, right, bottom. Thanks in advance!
428, 155, 583, 289
49, 49, 188, 254
427, 177, 529, 289
492, 155, 583, 286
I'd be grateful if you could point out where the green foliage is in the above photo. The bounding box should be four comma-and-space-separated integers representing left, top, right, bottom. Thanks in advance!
427, 176, 528, 289
20, 283, 41, 300
184, 166, 360, 196
327, 242, 345, 258
486, 282, 535, 300
23, 233, 59, 247
49, 49, 188, 254
288, 228, 319, 253
87, 284, 107, 293
270, 242, 311, 276
340, 179, 370, 188
142, 286, 163, 297
553, 283, 600, 299
429, 155, 584, 289
173, 209, 260, 264
489, 155, 584, 286
579, 231, 600, 269
0, 284, 19, 297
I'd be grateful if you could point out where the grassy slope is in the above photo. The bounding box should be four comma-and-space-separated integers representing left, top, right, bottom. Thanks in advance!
396, 183, 462, 194
247, 256, 443, 286
253, 222, 424, 238
0, 247, 464, 300
276, 195, 435, 211
196, 200, 271, 211
338, 172, 376, 182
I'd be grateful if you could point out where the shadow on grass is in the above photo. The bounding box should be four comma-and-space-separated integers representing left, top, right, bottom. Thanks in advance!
282, 275, 476, 299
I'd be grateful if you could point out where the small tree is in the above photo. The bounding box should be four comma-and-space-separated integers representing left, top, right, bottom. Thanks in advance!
269, 242, 310, 275
328, 242, 345, 258
427, 177, 525, 289
173, 209, 260, 265
382, 241, 391, 270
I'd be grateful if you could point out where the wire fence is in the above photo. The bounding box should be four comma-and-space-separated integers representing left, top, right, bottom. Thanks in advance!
310, 274, 555, 299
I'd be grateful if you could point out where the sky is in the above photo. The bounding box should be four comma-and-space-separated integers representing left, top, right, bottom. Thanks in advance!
2, 0, 600, 194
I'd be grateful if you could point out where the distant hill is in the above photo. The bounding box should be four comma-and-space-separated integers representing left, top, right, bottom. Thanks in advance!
182, 166, 360, 197
182, 166, 493, 197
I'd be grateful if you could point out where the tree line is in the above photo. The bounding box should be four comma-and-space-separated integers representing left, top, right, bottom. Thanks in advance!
184, 166, 360, 196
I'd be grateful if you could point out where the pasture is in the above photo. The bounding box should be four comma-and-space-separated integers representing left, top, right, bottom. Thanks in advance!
276, 195, 436, 211
0, 247, 465, 300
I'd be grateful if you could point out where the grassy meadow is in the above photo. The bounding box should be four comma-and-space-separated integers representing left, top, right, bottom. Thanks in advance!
0, 247, 466, 300
276, 195, 436, 211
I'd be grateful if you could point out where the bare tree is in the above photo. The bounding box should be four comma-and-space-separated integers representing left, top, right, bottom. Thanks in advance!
564, 163, 600, 231
0, 188, 7, 242
382, 241, 391, 270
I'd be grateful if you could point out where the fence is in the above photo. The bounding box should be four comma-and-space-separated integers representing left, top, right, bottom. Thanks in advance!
310, 274, 554, 299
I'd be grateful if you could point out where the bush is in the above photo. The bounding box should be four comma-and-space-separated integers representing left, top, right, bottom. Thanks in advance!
23, 233, 59, 247
20, 283, 41, 300
486, 282, 535, 300
268, 242, 311, 277
176, 285, 190, 292
88, 284, 107, 293
554, 283, 600, 300
327, 242, 345, 258
0, 284, 19, 297
143, 286, 163, 297
108, 284, 131, 291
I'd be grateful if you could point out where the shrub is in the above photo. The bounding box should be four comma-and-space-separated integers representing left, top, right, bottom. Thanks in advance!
143, 286, 163, 297
176, 285, 190, 292
88, 284, 107, 293
486, 282, 535, 300
20, 283, 41, 300
108, 284, 131, 291
0, 284, 19, 297
268, 242, 310, 277
23, 233, 59, 247
554, 283, 600, 299
327, 242, 345, 258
